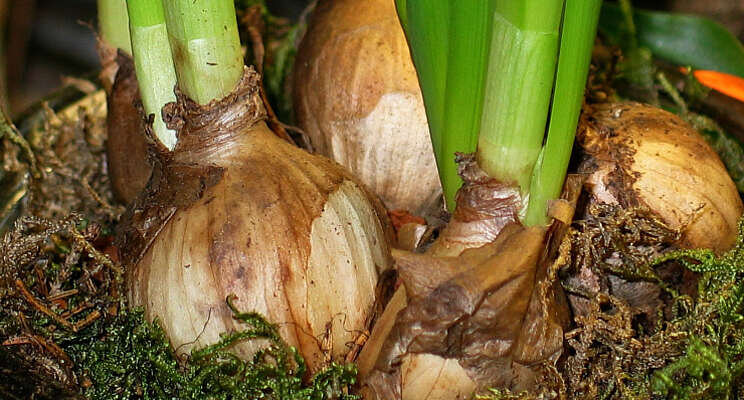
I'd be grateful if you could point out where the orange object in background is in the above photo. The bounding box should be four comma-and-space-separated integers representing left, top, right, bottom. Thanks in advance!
693, 69, 744, 102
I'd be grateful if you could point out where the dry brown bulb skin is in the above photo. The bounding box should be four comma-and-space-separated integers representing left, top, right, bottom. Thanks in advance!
355, 172, 582, 399
120, 67, 393, 374
356, 155, 526, 397
105, 52, 152, 204
358, 224, 571, 400
293, 0, 442, 217
426, 153, 522, 257
97, 40, 119, 94
580, 102, 744, 252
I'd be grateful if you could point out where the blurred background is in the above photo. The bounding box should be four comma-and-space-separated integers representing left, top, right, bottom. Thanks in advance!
1, 0, 742, 117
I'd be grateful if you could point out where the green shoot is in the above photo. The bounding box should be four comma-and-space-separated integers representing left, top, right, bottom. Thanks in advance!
399, 1, 500, 210
395, 0, 408, 33
127, 0, 178, 149
401, 1, 602, 225
162, 0, 244, 104
97, 0, 132, 54
398, 0, 451, 206
440, 2, 495, 210
524, 0, 602, 226
477, 0, 564, 193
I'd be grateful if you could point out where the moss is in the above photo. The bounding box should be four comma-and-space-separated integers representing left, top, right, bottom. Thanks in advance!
475, 389, 536, 400
68, 300, 358, 400
645, 220, 744, 399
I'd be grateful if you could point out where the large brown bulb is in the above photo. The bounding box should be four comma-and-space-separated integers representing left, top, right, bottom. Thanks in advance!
580, 102, 743, 252
293, 0, 441, 216
122, 69, 392, 373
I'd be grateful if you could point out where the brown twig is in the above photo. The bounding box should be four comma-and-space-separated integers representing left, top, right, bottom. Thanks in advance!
240, 5, 294, 144
28, 332, 74, 380
248, 25, 265, 73
73, 310, 101, 331
2, 336, 33, 346
59, 301, 90, 319
68, 223, 121, 275
259, 84, 294, 143
15, 279, 76, 332
46, 288, 78, 302
34, 263, 49, 297
2, 332, 74, 382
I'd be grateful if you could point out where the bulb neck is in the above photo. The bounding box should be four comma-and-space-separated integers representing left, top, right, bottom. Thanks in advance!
160, 66, 267, 163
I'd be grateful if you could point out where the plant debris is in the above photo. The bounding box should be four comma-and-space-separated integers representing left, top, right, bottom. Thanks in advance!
0, 214, 121, 394
4, 2, 744, 398
553, 205, 744, 399
478, 205, 744, 399
236, 0, 309, 124
0, 90, 123, 236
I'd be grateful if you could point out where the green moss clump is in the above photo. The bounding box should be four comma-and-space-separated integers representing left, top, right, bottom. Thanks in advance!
646, 220, 744, 399
67, 297, 358, 400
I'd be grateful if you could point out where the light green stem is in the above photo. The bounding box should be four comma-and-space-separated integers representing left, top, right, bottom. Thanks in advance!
127, 0, 178, 149
524, 0, 602, 226
162, 0, 244, 104
97, 0, 132, 54
477, 0, 564, 193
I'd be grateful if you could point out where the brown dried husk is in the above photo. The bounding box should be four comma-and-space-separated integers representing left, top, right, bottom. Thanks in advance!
104, 52, 151, 204
426, 154, 522, 257
357, 170, 583, 399
580, 102, 744, 253
293, 0, 442, 217
119, 67, 393, 374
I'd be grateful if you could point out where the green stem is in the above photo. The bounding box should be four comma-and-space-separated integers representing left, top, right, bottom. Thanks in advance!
395, 0, 408, 33
399, 0, 450, 207
439, 1, 495, 210
476, 0, 564, 193
524, 0, 602, 226
97, 0, 132, 54
162, 0, 244, 104
127, 0, 178, 149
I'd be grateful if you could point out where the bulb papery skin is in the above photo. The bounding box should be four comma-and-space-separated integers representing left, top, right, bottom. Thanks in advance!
426, 153, 522, 258
580, 102, 744, 252
399, 354, 476, 400
122, 68, 392, 374
294, 0, 442, 217
358, 176, 583, 400
358, 283, 477, 400
105, 53, 151, 204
